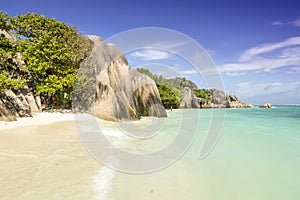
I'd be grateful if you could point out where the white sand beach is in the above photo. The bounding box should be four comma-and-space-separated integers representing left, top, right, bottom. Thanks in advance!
0, 113, 102, 200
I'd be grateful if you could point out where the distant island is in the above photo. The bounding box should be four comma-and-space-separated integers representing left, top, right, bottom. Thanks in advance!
0, 12, 269, 122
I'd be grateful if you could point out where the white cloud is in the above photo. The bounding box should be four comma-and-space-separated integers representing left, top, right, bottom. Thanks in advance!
180, 69, 198, 75
291, 19, 300, 27
226, 72, 245, 77
219, 36, 300, 75
149, 41, 187, 50
263, 82, 282, 91
237, 82, 250, 87
179, 68, 221, 77
235, 81, 300, 104
129, 41, 188, 61
130, 49, 172, 60
239, 37, 300, 62
272, 18, 300, 27
272, 21, 283, 26
287, 66, 300, 74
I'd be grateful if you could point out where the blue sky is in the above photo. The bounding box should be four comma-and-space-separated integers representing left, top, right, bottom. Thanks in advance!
1, 0, 300, 104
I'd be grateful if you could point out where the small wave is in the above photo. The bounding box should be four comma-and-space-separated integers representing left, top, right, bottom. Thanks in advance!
92, 128, 123, 200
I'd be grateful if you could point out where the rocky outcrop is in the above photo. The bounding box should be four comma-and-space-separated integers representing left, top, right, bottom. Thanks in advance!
173, 85, 249, 109
0, 30, 42, 121
85, 35, 104, 46
25, 92, 40, 112
0, 87, 44, 121
228, 94, 239, 102
178, 87, 210, 109
210, 90, 246, 108
225, 100, 246, 108
247, 103, 255, 108
179, 87, 193, 108
4, 89, 31, 117
212, 90, 226, 106
75, 38, 167, 121
259, 103, 272, 108
225, 94, 246, 108
192, 96, 210, 108
168, 78, 198, 91
0, 96, 17, 122
0, 89, 32, 121
178, 88, 246, 109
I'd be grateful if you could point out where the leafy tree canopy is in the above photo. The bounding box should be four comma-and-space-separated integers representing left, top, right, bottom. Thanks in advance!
157, 82, 182, 108
168, 77, 198, 90
193, 89, 214, 100
0, 12, 27, 92
137, 67, 214, 107
0, 12, 92, 107
137, 68, 182, 107
137, 68, 166, 84
11, 13, 92, 96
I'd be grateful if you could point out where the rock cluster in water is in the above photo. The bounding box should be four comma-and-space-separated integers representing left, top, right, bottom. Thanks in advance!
259, 103, 272, 108
178, 88, 249, 109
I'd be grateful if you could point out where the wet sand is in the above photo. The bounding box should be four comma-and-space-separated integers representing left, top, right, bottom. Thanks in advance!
0, 113, 101, 200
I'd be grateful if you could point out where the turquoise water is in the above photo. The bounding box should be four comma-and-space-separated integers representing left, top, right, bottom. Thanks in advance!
101, 106, 300, 200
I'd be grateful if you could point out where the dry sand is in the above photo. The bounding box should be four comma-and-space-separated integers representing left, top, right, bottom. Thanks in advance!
0, 113, 102, 200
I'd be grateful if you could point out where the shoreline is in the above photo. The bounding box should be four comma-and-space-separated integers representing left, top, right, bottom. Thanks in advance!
0, 112, 75, 130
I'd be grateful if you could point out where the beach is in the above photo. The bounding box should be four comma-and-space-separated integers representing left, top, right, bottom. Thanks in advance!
1, 107, 300, 200
0, 113, 101, 200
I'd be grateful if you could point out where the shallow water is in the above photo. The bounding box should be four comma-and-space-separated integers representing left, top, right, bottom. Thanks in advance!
93, 106, 300, 200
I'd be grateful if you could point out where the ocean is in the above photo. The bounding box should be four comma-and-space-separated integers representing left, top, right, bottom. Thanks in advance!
88, 105, 300, 200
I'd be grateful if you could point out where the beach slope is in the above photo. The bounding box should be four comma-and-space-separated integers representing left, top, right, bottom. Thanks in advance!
0, 113, 101, 200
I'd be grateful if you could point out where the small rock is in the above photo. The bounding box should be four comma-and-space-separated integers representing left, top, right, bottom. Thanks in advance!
247, 103, 255, 108
259, 103, 272, 108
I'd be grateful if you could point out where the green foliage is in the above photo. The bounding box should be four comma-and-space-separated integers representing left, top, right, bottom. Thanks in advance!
0, 12, 27, 92
0, 12, 11, 31
168, 77, 198, 90
137, 67, 215, 107
193, 89, 213, 100
137, 68, 183, 108
136, 68, 165, 84
0, 12, 92, 107
157, 82, 182, 108
0, 70, 27, 91
5, 12, 93, 106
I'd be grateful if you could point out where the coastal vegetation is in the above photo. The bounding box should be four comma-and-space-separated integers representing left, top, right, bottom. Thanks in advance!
136, 68, 213, 108
0, 12, 92, 108
157, 82, 182, 108
193, 89, 213, 100
0, 12, 27, 91
1, 11, 214, 112
0, 12, 251, 122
